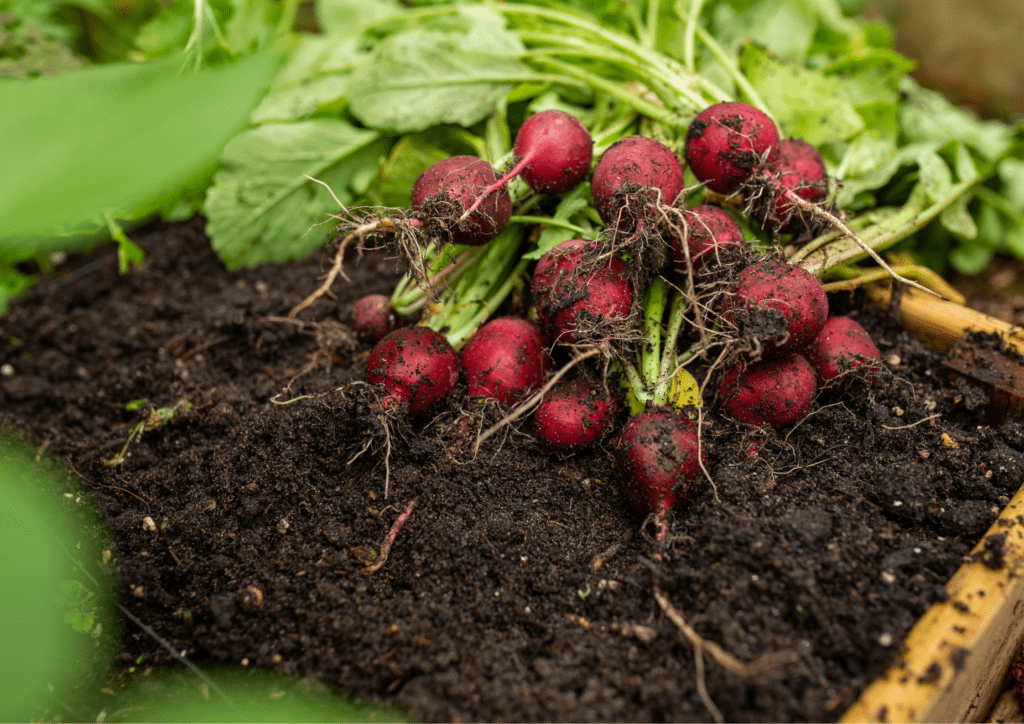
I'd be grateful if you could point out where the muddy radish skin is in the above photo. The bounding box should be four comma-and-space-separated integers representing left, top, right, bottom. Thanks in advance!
685, 102, 781, 195
806, 316, 881, 391
591, 135, 686, 226
366, 327, 460, 417
461, 317, 550, 405
351, 294, 396, 343
411, 155, 512, 246
718, 353, 817, 427
615, 407, 706, 514
755, 138, 829, 233
532, 238, 633, 346
723, 256, 828, 358
535, 378, 618, 451
669, 204, 746, 270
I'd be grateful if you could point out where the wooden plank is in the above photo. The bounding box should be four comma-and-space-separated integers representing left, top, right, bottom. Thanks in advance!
865, 284, 1024, 355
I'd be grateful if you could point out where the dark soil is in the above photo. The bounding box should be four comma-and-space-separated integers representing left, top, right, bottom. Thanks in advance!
4, 218, 1024, 722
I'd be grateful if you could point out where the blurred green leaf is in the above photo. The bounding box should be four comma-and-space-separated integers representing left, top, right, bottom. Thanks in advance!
203, 120, 386, 269
346, 6, 528, 132
0, 50, 279, 261
359, 133, 456, 208
900, 77, 1013, 162
740, 43, 863, 145
109, 667, 411, 723
316, 0, 400, 35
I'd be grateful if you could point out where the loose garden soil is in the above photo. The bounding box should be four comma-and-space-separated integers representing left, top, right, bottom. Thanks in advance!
4, 217, 1024, 722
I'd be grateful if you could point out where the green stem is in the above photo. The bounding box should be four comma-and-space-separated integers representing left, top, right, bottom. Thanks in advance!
641, 277, 667, 389
499, 3, 709, 110
528, 55, 683, 124
652, 289, 687, 404
693, 26, 771, 115
683, 0, 705, 72
509, 215, 591, 236
645, 0, 660, 50
423, 224, 528, 349
797, 177, 981, 277
975, 184, 1024, 225
519, 37, 682, 110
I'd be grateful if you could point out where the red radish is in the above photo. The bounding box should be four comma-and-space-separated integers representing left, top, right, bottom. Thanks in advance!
461, 317, 550, 405
754, 138, 828, 233
473, 110, 593, 201
535, 378, 618, 451
806, 316, 881, 391
411, 155, 512, 246
366, 327, 460, 417
591, 135, 686, 227
718, 353, 817, 427
685, 102, 780, 195
722, 256, 828, 358
351, 294, 396, 343
615, 407, 705, 514
532, 238, 633, 346
669, 204, 746, 270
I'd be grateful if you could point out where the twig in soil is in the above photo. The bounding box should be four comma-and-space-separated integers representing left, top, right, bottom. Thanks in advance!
364, 496, 419, 575
472, 347, 602, 454
653, 585, 800, 722
881, 413, 942, 430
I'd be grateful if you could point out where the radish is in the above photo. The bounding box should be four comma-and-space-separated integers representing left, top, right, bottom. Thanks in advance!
591, 135, 686, 228
464, 110, 593, 211
532, 238, 633, 347
534, 378, 618, 452
461, 317, 550, 405
351, 294, 396, 343
806, 316, 881, 391
754, 138, 828, 234
722, 256, 827, 358
615, 407, 705, 514
685, 102, 780, 195
683, 103, 934, 299
717, 353, 817, 427
366, 326, 461, 417
669, 204, 746, 270
411, 155, 513, 247
290, 155, 515, 319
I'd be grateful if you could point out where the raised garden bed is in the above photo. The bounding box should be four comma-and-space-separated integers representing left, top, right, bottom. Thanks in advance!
3, 219, 1024, 722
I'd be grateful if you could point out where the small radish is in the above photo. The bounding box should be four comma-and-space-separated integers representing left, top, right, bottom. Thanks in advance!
669, 204, 746, 270
591, 135, 686, 228
411, 155, 513, 247
366, 326, 460, 417
535, 378, 619, 452
532, 238, 633, 346
806, 316, 881, 391
351, 294, 396, 343
615, 406, 705, 514
290, 155, 514, 318
717, 353, 817, 427
722, 256, 827, 358
461, 317, 550, 405
685, 102, 780, 195
467, 110, 593, 207
754, 138, 828, 234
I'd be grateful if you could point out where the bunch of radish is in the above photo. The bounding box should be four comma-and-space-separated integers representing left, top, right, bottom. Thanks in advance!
324, 101, 892, 553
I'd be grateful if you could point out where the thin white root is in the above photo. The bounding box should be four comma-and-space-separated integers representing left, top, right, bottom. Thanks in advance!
288, 218, 398, 319
784, 190, 942, 300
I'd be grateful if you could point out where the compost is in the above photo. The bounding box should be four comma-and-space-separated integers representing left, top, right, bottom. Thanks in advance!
3, 218, 1023, 722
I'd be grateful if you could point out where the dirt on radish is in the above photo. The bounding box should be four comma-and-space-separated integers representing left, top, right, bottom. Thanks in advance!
3, 219, 1024, 723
